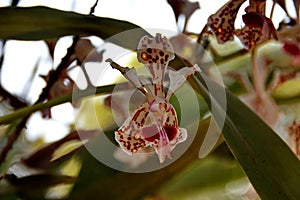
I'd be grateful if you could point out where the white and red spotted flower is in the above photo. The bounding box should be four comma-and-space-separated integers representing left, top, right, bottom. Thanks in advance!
106, 33, 200, 163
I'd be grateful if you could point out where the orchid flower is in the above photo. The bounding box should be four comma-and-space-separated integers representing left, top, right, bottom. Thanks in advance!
236, 11, 278, 50
241, 52, 280, 127
227, 40, 300, 160
106, 33, 200, 163
207, 0, 277, 50
207, 0, 247, 44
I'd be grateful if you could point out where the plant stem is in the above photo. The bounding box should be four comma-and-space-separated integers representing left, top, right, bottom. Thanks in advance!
0, 83, 131, 125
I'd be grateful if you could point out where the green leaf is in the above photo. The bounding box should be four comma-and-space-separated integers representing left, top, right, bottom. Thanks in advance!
159, 155, 246, 199
193, 72, 300, 199
0, 6, 149, 49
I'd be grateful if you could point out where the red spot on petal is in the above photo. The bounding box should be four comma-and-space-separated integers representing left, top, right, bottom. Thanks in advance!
164, 126, 178, 141
217, 28, 223, 33
283, 43, 300, 56
142, 125, 178, 142
141, 52, 150, 61
142, 125, 159, 142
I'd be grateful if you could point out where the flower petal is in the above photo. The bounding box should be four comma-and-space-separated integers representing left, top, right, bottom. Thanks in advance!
137, 33, 175, 97
140, 101, 186, 163
207, 0, 246, 44
164, 103, 179, 128
155, 127, 187, 163
142, 125, 179, 142
164, 105, 187, 146
166, 64, 201, 100
236, 12, 277, 49
268, 69, 297, 93
235, 26, 263, 50
241, 93, 280, 127
283, 42, 300, 56
247, 0, 266, 14
242, 12, 264, 28
140, 124, 171, 162
115, 103, 150, 154
137, 33, 175, 65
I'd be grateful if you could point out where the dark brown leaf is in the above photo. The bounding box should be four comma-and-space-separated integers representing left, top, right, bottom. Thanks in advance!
293, 0, 300, 19
44, 38, 58, 60
275, 0, 289, 14
167, 0, 200, 22
73, 39, 104, 65
4, 174, 76, 188
0, 85, 28, 109
11, 0, 20, 6
22, 130, 99, 169
0, 6, 149, 50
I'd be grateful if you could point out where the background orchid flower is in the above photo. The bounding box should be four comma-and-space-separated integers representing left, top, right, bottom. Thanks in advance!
233, 40, 300, 126
207, 0, 277, 50
226, 39, 300, 160
207, 0, 246, 44
107, 33, 200, 163
236, 11, 278, 50
240, 53, 280, 127
283, 42, 300, 57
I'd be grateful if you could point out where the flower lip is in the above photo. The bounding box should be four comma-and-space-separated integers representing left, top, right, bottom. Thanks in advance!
142, 125, 178, 142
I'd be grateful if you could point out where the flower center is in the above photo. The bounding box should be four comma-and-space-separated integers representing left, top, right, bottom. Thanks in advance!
141, 125, 178, 142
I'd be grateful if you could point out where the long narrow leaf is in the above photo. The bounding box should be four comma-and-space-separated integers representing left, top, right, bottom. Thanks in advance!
0, 6, 149, 49
194, 72, 300, 199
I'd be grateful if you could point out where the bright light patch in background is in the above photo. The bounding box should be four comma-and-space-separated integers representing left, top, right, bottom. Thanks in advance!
0, 0, 293, 142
